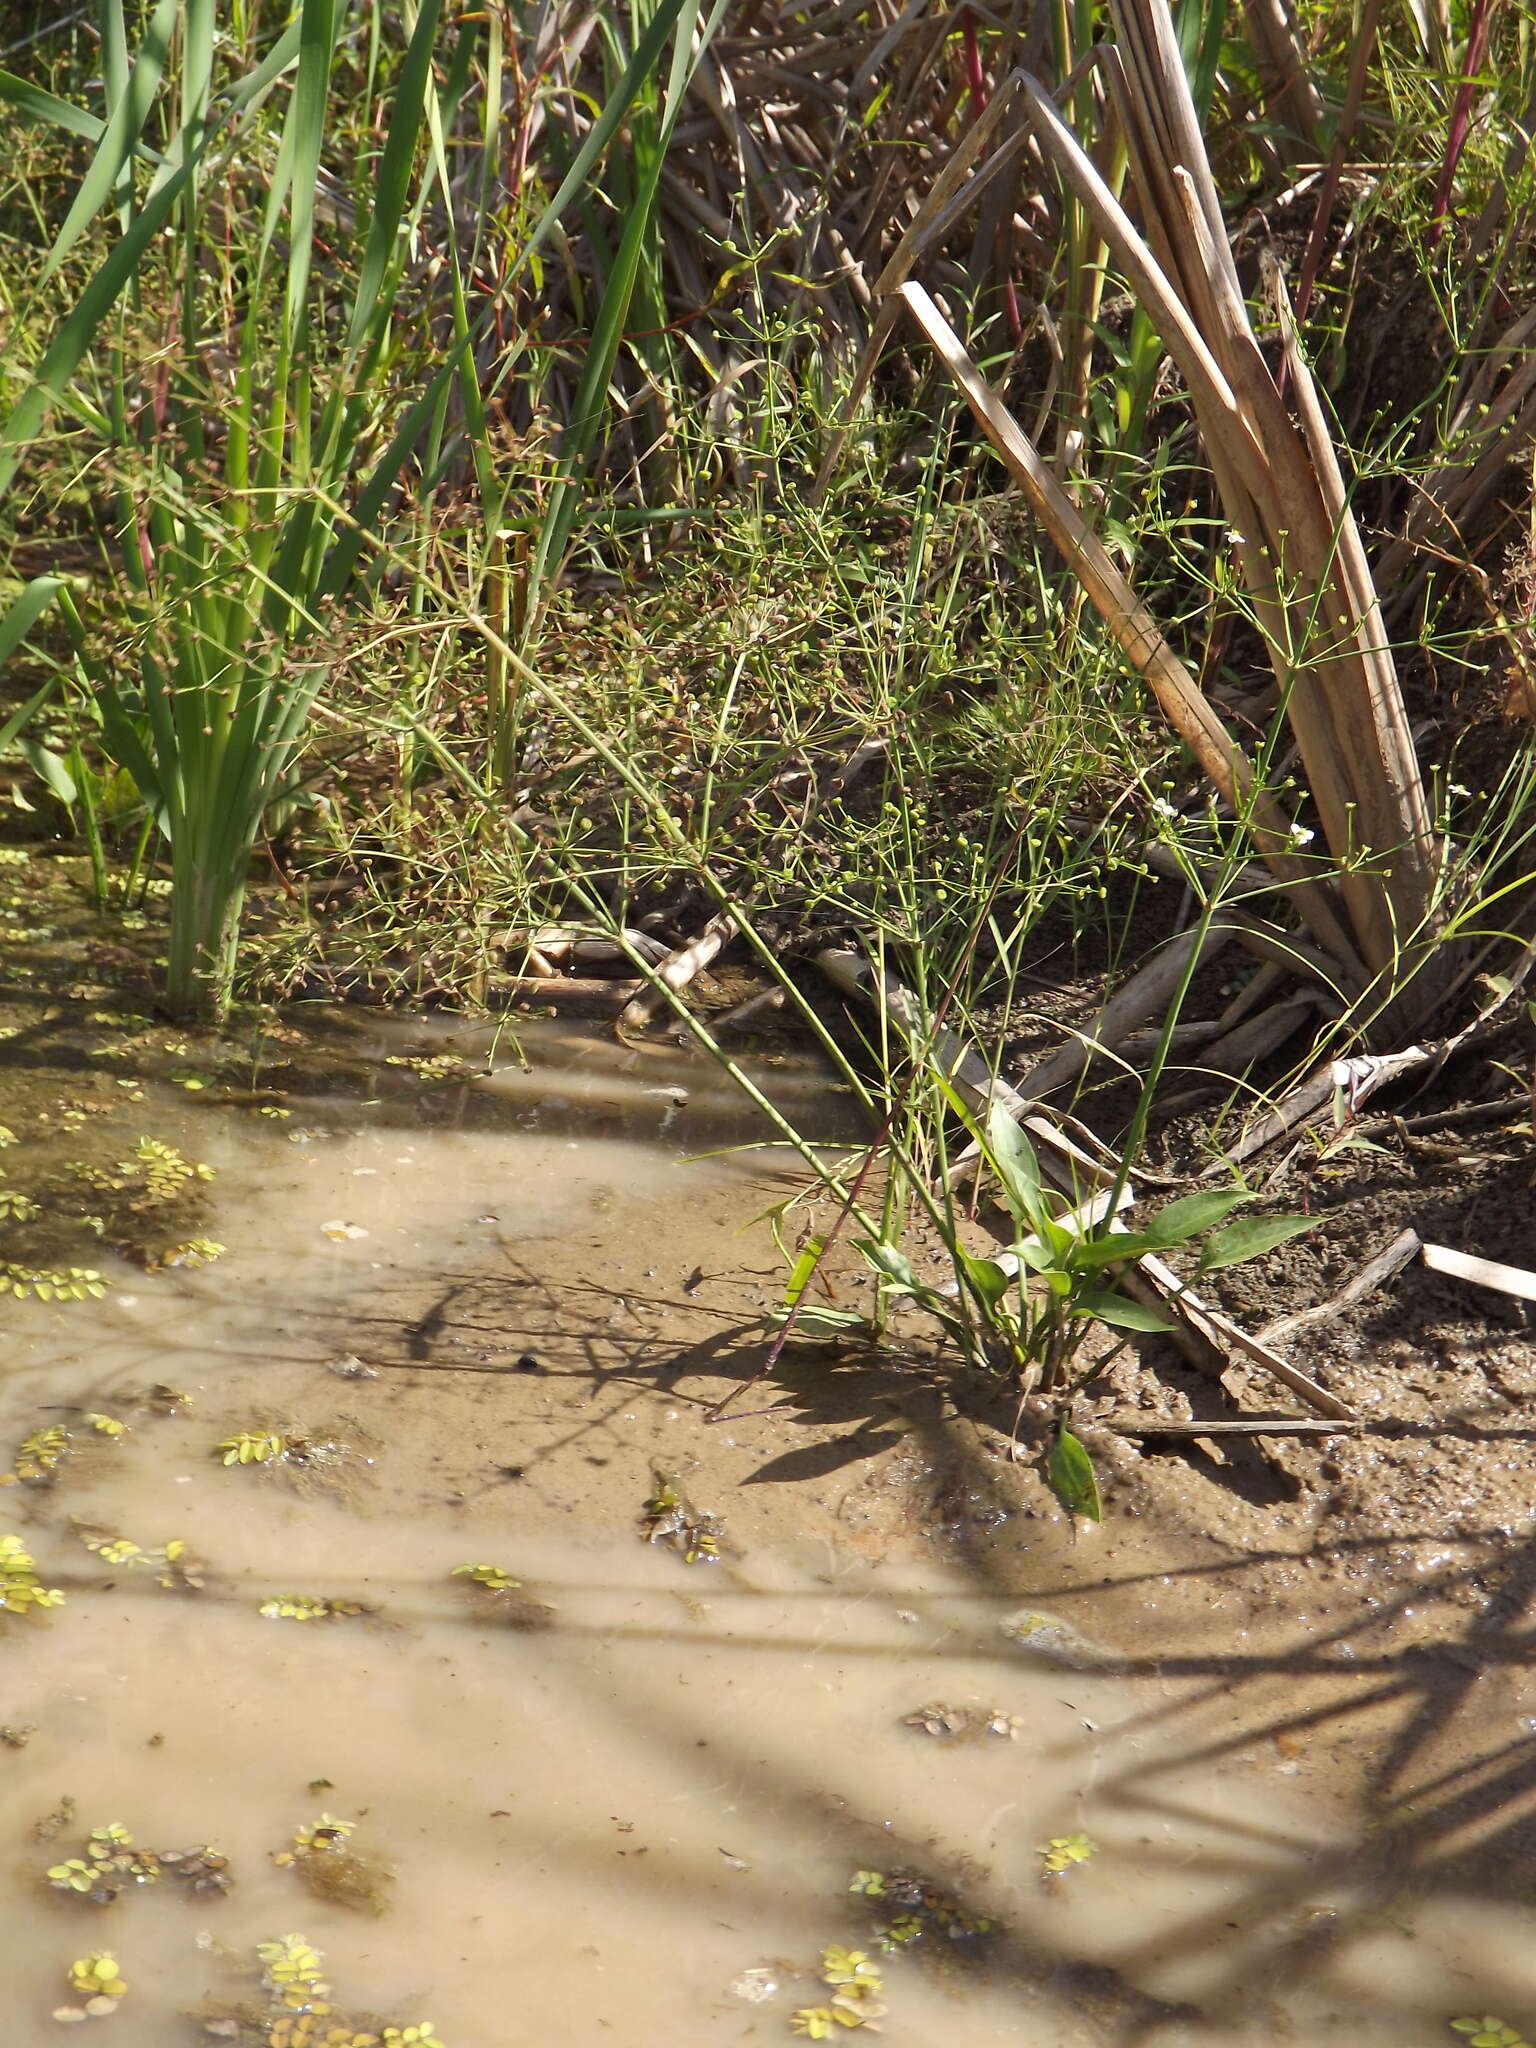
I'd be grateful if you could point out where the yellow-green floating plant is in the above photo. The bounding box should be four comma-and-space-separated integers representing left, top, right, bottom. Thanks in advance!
248, 1934, 445, 2044
76, 1527, 206, 1591
789, 1943, 888, 2033
53, 1948, 128, 2022
259, 1596, 366, 1623
2, 1265, 107, 1302
847, 1867, 993, 1949
0, 1533, 65, 1616
46, 1823, 230, 1903
1039, 1832, 1097, 1877
219, 1432, 287, 1467
450, 1563, 521, 1592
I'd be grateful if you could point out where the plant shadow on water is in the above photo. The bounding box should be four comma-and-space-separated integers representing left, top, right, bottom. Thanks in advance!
2, 1008, 1535, 2042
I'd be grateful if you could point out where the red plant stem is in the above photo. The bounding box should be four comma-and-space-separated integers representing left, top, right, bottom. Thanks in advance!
1430, 0, 1500, 242
960, 5, 988, 121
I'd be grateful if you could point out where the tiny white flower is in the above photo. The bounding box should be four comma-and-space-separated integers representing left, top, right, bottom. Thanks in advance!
1151, 796, 1179, 820
319, 1220, 369, 1241
1288, 823, 1315, 847
1448, 782, 1471, 799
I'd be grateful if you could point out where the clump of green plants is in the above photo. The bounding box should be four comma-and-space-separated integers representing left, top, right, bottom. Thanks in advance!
848, 1867, 994, 1951
75, 1526, 206, 1591
1452, 2024, 1534, 2048
53, 1949, 129, 2023
0, 1533, 65, 1617
790, 1947, 887, 2036
258, 1596, 368, 1624
46, 1823, 231, 1903
820, 1101, 1310, 1392
200, 1933, 446, 2045
791, 1096, 1312, 1516
639, 1473, 723, 1564
272, 1815, 393, 1919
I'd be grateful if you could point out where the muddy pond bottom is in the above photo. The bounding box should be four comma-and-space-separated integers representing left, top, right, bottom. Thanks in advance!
1, 1014, 1531, 2046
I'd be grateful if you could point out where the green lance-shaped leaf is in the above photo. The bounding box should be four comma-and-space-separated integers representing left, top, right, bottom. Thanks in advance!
1196, 1215, 1316, 1275
1047, 1427, 1103, 1522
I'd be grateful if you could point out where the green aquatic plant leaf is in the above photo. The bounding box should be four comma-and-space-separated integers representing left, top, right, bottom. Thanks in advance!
1450, 2023, 1534, 2048
1046, 1428, 1103, 1523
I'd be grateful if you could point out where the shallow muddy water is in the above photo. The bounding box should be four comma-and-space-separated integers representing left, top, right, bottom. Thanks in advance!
3, 1013, 1534, 2045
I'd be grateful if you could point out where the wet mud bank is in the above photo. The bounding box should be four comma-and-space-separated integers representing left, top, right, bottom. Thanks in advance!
1, 1003, 1533, 2044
